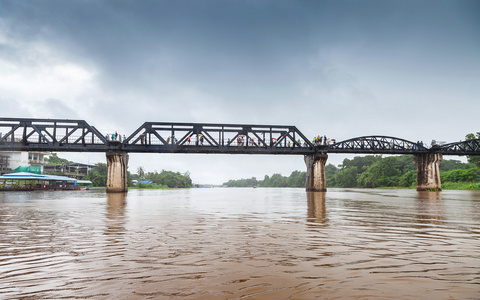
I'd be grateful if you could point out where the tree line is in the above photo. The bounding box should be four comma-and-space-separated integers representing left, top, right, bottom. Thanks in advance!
44, 154, 193, 188
223, 155, 479, 189
224, 132, 480, 189
83, 165, 193, 188
223, 171, 306, 188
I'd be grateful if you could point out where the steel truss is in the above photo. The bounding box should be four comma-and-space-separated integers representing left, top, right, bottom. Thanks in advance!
1, 118, 479, 156
437, 139, 480, 155
328, 136, 428, 154
122, 122, 315, 154
0, 118, 107, 152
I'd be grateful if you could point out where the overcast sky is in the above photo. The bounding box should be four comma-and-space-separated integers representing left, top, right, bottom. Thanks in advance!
1, 0, 479, 184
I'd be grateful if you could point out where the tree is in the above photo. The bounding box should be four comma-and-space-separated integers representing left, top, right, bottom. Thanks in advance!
441, 168, 480, 182
144, 170, 193, 188
287, 171, 305, 187
269, 173, 287, 187
440, 159, 475, 171
45, 153, 72, 165
399, 170, 416, 187
357, 157, 401, 188
341, 155, 382, 171
83, 163, 108, 187
334, 166, 358, 187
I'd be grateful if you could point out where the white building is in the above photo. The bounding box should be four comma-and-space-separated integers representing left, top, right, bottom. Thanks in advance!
0, 151, 50, 174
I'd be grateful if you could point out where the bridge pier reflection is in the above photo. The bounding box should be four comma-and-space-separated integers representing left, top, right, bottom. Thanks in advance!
106, 151, 129, 193
307, 192, 327, 224
305, 153, 328, 191
414, 153, 443, 191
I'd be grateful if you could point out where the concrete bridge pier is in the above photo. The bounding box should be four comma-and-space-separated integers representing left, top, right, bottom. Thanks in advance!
414, 153, 443, 191
304, 153, 328, 192
106, 151, 129, 193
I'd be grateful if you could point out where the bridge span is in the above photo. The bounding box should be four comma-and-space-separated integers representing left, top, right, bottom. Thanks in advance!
1, 118, 479, 192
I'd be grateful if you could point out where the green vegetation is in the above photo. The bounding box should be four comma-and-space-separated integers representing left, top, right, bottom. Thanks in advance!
131, 170, 193, 188
131, 183, 169, 189
43, 153, 193, 189
442, 182, 480, 190
81, 163, 193, 188
45, 153, 72, 165
224, 171, 306, 188
83, 163, 109, 187
223, 155, 480, 189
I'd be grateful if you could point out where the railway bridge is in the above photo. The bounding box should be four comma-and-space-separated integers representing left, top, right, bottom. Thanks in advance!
0, 118, 479, 192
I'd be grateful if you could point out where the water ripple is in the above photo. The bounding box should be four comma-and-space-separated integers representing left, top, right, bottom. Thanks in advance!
0, 189, 479, 299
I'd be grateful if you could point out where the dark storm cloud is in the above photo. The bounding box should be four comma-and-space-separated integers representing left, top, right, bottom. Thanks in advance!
2, 0, 478, 96
1, 1, 478, 126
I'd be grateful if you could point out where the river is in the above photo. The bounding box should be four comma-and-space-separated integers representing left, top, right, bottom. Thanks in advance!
0, 188, 479, 299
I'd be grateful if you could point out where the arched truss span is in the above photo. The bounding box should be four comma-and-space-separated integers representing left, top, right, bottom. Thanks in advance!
438, 139, 480, 155
327, 136, 427, 154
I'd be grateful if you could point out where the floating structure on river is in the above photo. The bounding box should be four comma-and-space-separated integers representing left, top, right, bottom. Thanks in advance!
0, 172, 92, 191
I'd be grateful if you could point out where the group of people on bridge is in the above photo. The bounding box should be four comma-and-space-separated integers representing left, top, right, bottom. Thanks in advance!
313, 135, 335, 146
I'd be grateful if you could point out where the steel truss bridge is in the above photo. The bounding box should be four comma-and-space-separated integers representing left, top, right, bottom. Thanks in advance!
0, 118, 479, 156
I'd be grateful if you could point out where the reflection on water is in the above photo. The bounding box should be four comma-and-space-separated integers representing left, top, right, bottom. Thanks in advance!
105, 192, 127, 235
306, 192, 327, 225
416, 191, 444, 225
0, 188, 479, 299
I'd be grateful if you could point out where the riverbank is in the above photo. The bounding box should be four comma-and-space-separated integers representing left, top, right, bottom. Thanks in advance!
442, 182, 480, 190
375, 181, 480, 190
88, 182, 480, 191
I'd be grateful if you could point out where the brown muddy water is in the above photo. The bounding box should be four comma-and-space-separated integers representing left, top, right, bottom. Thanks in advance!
0, 188, 479, 299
